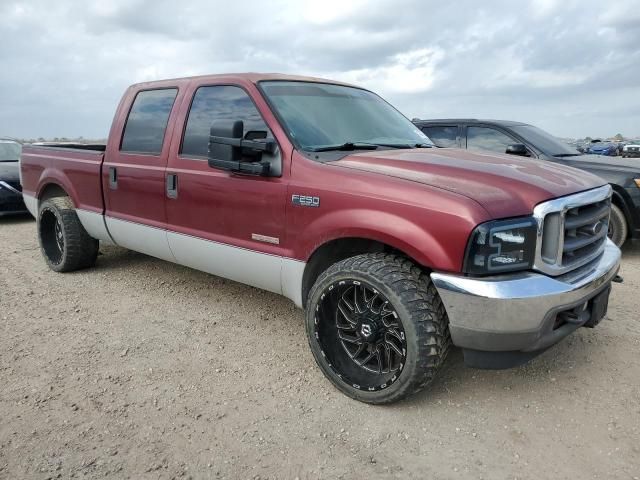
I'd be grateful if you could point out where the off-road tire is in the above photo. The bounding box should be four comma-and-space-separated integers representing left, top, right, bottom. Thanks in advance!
38, 197, 99, 272
608, 204, 628, 248
305, 253, 451, 404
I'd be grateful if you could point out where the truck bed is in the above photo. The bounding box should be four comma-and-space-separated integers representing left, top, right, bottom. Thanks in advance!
20, 144, 105, 215
28, 143, 106, 152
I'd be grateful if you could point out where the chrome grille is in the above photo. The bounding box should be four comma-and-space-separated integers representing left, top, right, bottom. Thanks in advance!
533, 185, 612, 276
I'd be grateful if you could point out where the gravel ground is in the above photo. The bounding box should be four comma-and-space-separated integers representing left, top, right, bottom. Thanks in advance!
1, 214, 639, 480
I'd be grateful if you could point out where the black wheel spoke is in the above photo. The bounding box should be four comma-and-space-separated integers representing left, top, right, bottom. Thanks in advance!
357, 350, 376, 368
386, 328, 403, 342
385, 335, 404, 357
338, 331, 362, 345
384, 344, 392, 373
353, 285, 364, 313
349, 343, 366, 359
337, 300, 356, 325
375, 345, 384, 374
336, 321, 356, 331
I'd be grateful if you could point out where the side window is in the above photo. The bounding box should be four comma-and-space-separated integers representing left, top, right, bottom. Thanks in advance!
121, 88, 178, 154
181, 85, 272, 158
466, 126, 516, 154
422, 126, 458, 148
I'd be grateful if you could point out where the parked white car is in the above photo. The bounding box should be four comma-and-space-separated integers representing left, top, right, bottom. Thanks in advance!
622, 143, 640, 158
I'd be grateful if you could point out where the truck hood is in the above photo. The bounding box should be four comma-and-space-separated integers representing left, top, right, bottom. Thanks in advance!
333, 148, 605, 218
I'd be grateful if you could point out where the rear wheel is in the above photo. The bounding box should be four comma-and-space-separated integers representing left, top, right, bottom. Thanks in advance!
608, 203, 628, 248
38, 197, 99, 272
305, 253, 451, 404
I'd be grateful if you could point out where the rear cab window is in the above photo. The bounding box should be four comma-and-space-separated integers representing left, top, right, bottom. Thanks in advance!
120, 88, 178, 154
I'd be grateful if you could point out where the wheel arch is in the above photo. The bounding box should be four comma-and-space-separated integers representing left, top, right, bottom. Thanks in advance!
38, 182, 72, 205
610, 184, 635, 231
300, 236, 432, 309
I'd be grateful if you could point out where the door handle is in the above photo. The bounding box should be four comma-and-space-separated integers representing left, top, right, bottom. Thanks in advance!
109, 167, 118, 190
166, 173, 178, 199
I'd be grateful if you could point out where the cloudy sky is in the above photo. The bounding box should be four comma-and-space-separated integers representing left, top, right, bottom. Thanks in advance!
1, 0, 639, 140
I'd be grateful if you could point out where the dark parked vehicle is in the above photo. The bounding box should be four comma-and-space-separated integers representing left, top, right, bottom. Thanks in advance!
414, 119, 640, 247
0, 139, 28, 216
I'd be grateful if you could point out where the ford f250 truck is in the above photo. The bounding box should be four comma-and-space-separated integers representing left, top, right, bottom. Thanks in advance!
20, 74, 621, 404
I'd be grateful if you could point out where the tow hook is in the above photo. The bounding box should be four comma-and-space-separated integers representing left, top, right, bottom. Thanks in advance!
612, 275, 623, 284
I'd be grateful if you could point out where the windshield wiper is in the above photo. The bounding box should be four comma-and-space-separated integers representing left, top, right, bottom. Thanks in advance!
376, 143, 433, 149
307, 142, 434, 152
554, 153, 582, 157
307, 142, 380, 152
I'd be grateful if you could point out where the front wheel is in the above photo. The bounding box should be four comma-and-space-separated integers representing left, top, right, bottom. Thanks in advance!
608, 203, 628, 248
38, 197, 99, 272
305, 253, 451, 404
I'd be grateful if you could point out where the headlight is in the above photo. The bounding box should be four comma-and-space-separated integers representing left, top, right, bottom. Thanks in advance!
463, 217, 538, 275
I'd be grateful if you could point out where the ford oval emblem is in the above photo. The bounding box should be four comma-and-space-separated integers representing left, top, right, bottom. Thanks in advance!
589, 221, 604, 236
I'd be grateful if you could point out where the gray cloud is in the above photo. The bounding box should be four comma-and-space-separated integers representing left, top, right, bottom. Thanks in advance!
1, 0, 639, 139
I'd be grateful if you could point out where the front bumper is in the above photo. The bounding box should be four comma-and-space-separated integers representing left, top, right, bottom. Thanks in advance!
431, 239, 621, 368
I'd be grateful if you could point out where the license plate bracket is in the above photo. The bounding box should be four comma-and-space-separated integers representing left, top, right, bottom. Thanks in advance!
584, 286, 611, 328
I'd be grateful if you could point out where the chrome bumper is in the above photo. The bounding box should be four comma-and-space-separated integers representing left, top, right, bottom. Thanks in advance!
431, 239, 621, 354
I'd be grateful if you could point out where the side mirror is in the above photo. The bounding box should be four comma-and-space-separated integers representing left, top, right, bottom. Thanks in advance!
207, 120, 276, 176
505, 144, 529, 156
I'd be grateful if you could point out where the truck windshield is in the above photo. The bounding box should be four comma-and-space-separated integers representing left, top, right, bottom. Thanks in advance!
0, 142, 21, 161
260, 81, 433, 152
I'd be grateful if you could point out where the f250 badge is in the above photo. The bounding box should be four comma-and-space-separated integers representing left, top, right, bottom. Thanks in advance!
292, 194, 320, 208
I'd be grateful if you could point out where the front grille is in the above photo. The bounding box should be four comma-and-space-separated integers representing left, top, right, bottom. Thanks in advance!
533, 185, 612, 276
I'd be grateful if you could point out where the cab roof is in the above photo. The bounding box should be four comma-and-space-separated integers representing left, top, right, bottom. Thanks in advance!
414, 118, 530, 127
129, 73, 358, 89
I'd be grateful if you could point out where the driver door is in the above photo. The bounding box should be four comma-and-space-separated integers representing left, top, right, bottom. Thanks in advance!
164, 83, 288, 294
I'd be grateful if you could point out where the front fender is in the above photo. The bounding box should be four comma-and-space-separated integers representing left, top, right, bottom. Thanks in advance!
296, 208, 463, 272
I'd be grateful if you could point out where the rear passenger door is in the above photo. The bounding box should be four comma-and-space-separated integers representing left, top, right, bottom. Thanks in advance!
420, 125, 461, 148
102, 87, 180, 261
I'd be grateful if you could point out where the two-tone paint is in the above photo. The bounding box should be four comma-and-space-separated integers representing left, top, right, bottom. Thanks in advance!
20, 73, 606, 309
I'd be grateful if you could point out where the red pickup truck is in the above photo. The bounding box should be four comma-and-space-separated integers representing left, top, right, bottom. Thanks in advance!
20, 74, 621, 404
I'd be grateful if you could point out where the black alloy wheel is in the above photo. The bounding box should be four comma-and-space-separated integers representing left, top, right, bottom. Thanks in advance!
40, 207, 65, 266
314, 280, 407, 391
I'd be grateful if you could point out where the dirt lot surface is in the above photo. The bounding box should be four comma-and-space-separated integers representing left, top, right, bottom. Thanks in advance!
1, 215, 639, 480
